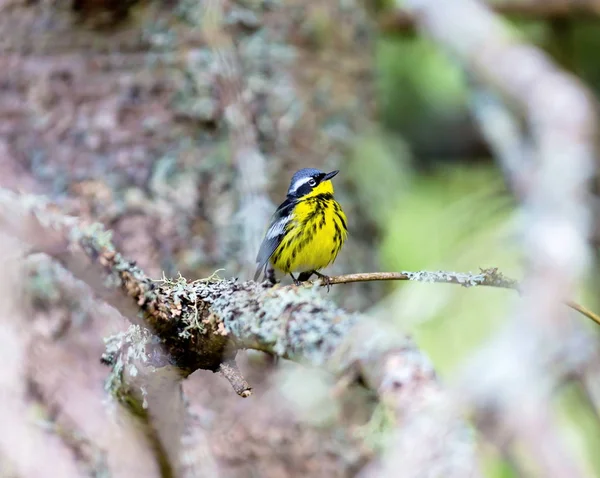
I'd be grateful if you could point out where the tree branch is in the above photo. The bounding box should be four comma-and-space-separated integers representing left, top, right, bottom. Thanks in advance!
218, 360, 252, 398
380, 0, 600, 34
313, 268, 518, 288
307, 270, 600, 327
466, 81, 533, 199
0, 188, 482, 477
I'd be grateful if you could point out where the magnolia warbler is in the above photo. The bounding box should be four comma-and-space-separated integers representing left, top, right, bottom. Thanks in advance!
254, 168, 348, 285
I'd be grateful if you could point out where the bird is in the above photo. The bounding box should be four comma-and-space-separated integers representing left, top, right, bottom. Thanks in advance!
254, 167, 347, 286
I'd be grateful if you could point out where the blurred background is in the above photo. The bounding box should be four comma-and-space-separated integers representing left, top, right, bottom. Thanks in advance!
1, 0, 600, 476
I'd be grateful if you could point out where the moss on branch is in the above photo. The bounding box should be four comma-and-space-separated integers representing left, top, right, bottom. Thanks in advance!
1, 188, 480, 473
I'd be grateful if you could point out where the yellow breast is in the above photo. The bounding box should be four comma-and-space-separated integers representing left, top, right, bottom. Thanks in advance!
270, 192, 347, 274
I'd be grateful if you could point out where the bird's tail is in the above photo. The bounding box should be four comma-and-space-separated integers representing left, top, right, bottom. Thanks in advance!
253, 262, 265, 282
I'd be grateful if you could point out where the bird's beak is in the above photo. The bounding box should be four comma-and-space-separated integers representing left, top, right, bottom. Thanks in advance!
323, 170, 339, 181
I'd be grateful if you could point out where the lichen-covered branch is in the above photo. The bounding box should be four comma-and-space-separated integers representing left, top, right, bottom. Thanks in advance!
218, 360, 252, 397
103, 326, 184, 478
0, 188, 481, 476
307, 270, 600, 326
317, 268, 518, 288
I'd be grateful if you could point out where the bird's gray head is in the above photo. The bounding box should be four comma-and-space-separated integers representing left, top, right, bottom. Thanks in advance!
287, 168, 339, 198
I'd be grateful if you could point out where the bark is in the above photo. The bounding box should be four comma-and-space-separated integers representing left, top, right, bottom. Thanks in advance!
0, 1, 381, 475
0, 186, 481, 477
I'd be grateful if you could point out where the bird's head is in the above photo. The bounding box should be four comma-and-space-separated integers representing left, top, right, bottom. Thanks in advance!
286, 168, 339, 199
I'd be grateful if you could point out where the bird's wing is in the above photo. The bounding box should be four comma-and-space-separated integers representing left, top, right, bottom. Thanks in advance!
254, 198, 295, 280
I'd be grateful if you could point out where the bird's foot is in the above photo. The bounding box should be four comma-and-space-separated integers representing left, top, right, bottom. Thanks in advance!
313, 271, 332, 292
266, 266, 277, 286
290, 273, 302, 286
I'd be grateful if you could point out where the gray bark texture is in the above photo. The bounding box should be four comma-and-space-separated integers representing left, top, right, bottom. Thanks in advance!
0, 188, 480, 477
0, 0, 416, 476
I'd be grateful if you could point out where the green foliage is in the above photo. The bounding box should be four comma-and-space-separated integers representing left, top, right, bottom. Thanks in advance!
480, 446, 519, 478
378, 163, 520, 374
381, 165, 514, 270
572, 23, 600, 92
347, 131, 412, 225
555, 383, 600, 476
376, 36, 468, 134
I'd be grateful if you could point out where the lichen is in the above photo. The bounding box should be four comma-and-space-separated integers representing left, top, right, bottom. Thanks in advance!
26, 258, 64, 306
151, 270, 228, 338
401, 268, 518, 289
142, 19, 178, 51
24, 256, 99, 327
103, 325, 154, 415
202, 281, 359, 365
225, 7, 262, 30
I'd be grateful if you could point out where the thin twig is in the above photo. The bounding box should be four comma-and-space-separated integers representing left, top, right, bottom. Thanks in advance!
218, 360, 252, 398
303, 270, 600, 327
565, 301, 600, 327
311, 269, 517, 288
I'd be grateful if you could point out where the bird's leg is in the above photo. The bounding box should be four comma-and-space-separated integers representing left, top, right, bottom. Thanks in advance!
296, 271, 314, 282
312, 270, 332, 292
290, 273, 302, 286
266, 265, 277, 286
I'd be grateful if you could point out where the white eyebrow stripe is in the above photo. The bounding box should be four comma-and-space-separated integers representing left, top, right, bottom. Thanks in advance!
289, 176, 312, 194
266, 215, 291, 239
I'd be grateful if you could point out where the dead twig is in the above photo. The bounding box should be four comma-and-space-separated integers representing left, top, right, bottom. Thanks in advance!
310, 269, 517, 288
219, 360, 252, 398
304, 270, 600, 327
